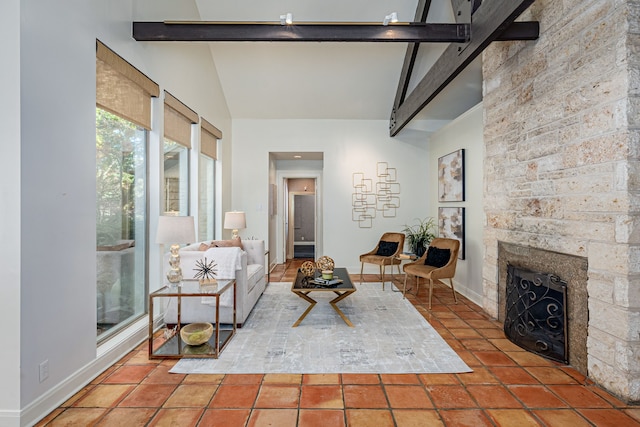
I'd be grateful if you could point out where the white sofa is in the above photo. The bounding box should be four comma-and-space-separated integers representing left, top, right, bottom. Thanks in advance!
163, 239, 266, 326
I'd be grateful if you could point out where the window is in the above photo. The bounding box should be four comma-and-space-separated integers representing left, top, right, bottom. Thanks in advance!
198, 154, 215, 240
96, 109, 147, 338
163, 91, 197, 216
96, 40, 159, 340
163, 139, 189, 215
198, 118, 221, 241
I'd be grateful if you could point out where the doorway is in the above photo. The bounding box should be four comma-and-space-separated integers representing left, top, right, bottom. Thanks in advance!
271, 156, 323, 266
285, 178, 317, 260
288, 192, 316, 258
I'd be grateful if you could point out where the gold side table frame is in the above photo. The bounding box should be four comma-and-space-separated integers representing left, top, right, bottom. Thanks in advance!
148, 279, 236, 359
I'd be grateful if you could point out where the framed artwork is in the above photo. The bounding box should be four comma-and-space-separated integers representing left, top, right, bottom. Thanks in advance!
438, 149, 465, 202
438, 207, 465, 259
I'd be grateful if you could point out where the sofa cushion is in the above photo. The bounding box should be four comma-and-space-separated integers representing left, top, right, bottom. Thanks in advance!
246, 263, 264, 293
424, 247, 451, 268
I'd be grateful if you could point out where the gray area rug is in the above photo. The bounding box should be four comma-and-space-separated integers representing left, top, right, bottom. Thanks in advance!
169, 282, 472, 374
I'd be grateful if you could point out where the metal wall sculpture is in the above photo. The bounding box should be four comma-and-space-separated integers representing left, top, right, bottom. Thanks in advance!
352, 162, 400, 228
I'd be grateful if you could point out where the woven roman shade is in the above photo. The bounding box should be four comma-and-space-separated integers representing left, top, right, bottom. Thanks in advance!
96, 40, 159, 130
200, 118, 222, 160
164, 91, 198, 149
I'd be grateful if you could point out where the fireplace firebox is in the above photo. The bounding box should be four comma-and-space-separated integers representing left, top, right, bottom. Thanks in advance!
504, 264, 568, 364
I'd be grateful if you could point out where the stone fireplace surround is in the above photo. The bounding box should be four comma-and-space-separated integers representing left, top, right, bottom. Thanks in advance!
480, 0, 640, 404
497, 242, 588, 374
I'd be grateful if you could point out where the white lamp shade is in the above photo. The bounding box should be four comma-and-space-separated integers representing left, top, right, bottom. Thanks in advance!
224, 211, 246, 230
156, 215, 196, 244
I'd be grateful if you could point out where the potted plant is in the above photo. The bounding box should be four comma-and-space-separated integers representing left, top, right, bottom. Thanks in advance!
402, 217, 437, 257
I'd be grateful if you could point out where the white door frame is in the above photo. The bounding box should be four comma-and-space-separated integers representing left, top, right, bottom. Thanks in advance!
275, 170, 323, 264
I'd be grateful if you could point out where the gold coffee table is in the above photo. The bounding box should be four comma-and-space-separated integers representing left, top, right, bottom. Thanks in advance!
291, 267, 356, 327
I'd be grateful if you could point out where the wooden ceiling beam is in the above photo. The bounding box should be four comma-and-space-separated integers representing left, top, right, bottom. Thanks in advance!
495, 21, 539, 41
389, 0, 537, 136
133, 21, 469, 43
132, 20, 537, 44
392, 0, 433, 109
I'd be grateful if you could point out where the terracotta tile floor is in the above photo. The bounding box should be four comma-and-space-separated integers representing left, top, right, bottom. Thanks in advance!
38, 259, 640, 426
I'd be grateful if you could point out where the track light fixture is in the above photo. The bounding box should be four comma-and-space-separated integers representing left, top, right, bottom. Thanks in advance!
383, 12, 398, 26
280, 12, 293, 25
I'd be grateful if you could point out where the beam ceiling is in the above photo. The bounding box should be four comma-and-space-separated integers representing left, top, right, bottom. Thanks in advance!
392, 0, 433, 116
132, 0, 538, 136
132, 21, 537, 43
389, 0, 537, 135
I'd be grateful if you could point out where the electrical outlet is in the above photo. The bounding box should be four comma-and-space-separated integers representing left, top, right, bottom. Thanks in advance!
39, 360, 49, 383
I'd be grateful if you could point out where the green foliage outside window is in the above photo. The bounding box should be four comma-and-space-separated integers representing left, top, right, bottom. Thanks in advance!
96, 109, 142, 246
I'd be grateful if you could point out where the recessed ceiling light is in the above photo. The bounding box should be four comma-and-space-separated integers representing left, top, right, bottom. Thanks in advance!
294, 155, 302, 159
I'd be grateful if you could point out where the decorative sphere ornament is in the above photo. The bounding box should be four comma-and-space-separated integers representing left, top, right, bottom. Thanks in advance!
316, 256, 335, 272
300, 261, 316, 277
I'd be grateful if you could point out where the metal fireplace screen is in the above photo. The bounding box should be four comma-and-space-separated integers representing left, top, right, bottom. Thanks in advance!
504, 264, 568, 364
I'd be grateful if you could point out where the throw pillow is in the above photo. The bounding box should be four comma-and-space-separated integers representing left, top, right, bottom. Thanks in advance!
230, 237, 244, 250
424, 247, 451, 267
198, 239, 244, 252
209, 238, 244, 250
375, 241, 398, 257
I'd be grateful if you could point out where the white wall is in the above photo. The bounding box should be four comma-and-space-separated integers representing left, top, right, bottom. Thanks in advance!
12, 1, 231, 424
232, 119, 430, 271
20, 0, 100, 411
427, 103, 484, 304
0, 0, 21, 424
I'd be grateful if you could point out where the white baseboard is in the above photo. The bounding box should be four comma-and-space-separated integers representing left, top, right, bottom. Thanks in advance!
455, 284, 483, 307
18, 317, 149, 427
0, 411, 20, 427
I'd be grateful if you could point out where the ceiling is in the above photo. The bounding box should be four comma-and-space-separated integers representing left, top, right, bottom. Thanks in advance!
188, 0, 483, 139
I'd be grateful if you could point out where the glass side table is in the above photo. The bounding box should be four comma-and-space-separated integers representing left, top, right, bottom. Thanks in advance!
148, 279, 236, 359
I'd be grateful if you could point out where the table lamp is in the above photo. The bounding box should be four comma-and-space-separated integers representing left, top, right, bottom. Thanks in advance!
224, 211, 246, 239
156, 215, 196, 284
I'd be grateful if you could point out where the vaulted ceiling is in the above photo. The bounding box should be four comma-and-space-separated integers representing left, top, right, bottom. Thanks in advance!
134, 0, 536, 139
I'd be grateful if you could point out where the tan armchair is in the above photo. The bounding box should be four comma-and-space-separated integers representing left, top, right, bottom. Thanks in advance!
403, 238, 460, 309
359, 232, 405, 290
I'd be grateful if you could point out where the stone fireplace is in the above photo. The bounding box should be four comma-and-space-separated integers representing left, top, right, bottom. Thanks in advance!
481, 0, 640, 402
